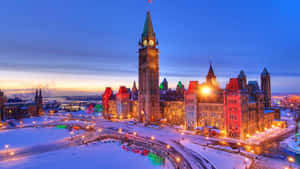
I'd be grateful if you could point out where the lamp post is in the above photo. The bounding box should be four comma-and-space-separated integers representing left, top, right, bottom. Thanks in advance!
70, 131, 74, 140
4, 144, 9, 156
181, 132, 184, 141
288, 156, 295, 169
32, 121, 36, 128
244, 158, 249, 169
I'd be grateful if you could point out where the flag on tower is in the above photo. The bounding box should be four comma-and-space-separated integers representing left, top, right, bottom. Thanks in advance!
148, 0, 152, 3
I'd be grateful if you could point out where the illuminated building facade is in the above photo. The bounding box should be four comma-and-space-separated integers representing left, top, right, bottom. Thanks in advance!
101, 11, 281, 139
184, 81, 199, 129
160, 101, 185, 125
224, 78, 249, 138
102, 87, 116, 119
138, 11, 161, 123
0, 90, 7, 121
116, 86, 130, 119
1, 89, 43, 120
185, 65, 224, 130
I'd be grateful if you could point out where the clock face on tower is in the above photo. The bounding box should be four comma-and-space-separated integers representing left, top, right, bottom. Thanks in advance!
143, 40, 147, 46
149, 40, 154, 46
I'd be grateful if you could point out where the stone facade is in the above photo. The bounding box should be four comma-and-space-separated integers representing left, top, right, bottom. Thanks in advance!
160, 101, 185, 125
261, 68, 271, 108
1, 89, 43, 121
116, 86, 130, 119
101, 11, 281, 140
138, 11, 161, 123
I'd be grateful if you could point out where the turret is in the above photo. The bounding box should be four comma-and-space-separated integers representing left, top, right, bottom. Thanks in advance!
261, 68, 271, 108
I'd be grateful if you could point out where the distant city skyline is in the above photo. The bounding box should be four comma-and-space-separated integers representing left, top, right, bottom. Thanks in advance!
0, 0, 300, 95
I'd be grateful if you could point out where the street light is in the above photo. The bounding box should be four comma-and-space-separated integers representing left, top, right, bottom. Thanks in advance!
166, 144, 170, 149
97, 128, 102, 133
70, 131, 74, 140
118, 128, 122, 134
201, 86, 211, 95
151, 136, 155, 140
9, 151, 14, 156
244, 158, 249, 169
288, 156, 295, 169
176, 157, 181, 163
133, 132, 137, 136
4, 144, 9, 155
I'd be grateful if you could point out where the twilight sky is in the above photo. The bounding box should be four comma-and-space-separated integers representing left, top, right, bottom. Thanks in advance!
0, 0, 299, 96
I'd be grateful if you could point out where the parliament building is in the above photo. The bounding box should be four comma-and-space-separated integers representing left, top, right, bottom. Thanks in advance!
102, 11, 282, 139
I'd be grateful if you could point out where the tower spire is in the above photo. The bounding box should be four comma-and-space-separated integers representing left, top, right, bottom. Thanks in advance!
142, 11, 155, 40
39, 88, 42, 97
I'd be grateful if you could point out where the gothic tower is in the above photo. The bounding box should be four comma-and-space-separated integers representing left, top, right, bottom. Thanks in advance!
206, 64, 217, 87
34, 88, 43, 116
261, 68, 271, 108
238, 70, 247, 89
138, 11, 160, 123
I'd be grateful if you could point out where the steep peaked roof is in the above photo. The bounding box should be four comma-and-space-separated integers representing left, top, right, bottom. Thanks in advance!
142, 11, 155, 39
261, 67, 270, 76
238, 70, 246, 78
226, 78, 243, 91
186, 81, 199, 94
207, 64, 215, 77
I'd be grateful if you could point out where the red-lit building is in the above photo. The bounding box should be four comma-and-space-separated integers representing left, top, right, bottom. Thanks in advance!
102, 87, 116, 119
224, 78, 249, 138
116, 86, 130, 119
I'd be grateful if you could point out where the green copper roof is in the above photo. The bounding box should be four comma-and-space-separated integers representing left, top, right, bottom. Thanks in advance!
142, 11, 155, 39
177, 81, 182, 88
159, 83, 164, 90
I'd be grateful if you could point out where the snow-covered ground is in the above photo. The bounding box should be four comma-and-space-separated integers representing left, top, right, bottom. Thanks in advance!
181, 139, 251, 169
0, 128, 69, 150
281, 135, 300, 155
16, 116, 64, 127
0, 141, 170, 169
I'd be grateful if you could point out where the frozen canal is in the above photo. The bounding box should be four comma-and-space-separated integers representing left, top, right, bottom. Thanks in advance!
0, 141, 170, 169
0, 127, 69, 150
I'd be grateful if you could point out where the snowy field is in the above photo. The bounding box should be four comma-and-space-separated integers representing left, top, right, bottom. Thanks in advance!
0, 128, 69, 150
181, 140, 251, 169
0, 141, 171, 169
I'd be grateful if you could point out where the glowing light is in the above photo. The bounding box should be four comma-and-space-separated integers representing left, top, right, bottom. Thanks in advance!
166, 144, 170, 149
288, 156, 295, 163
9, 151, 14, 156
181, 132, 184, 136
4, 144, 9, 149
133, 132, 137, 136
98, 128, 102, 132
151, 136, 155, 140
246, 134, 250, 138
237, 142, 241, 146
201, 86, 211, 95
250, 150, 255, 154
176, 157, 181, 163
255, 130, 259, 134
81, 135, 85, 139
118, 128, 122, 134
206, 136, 209, 140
